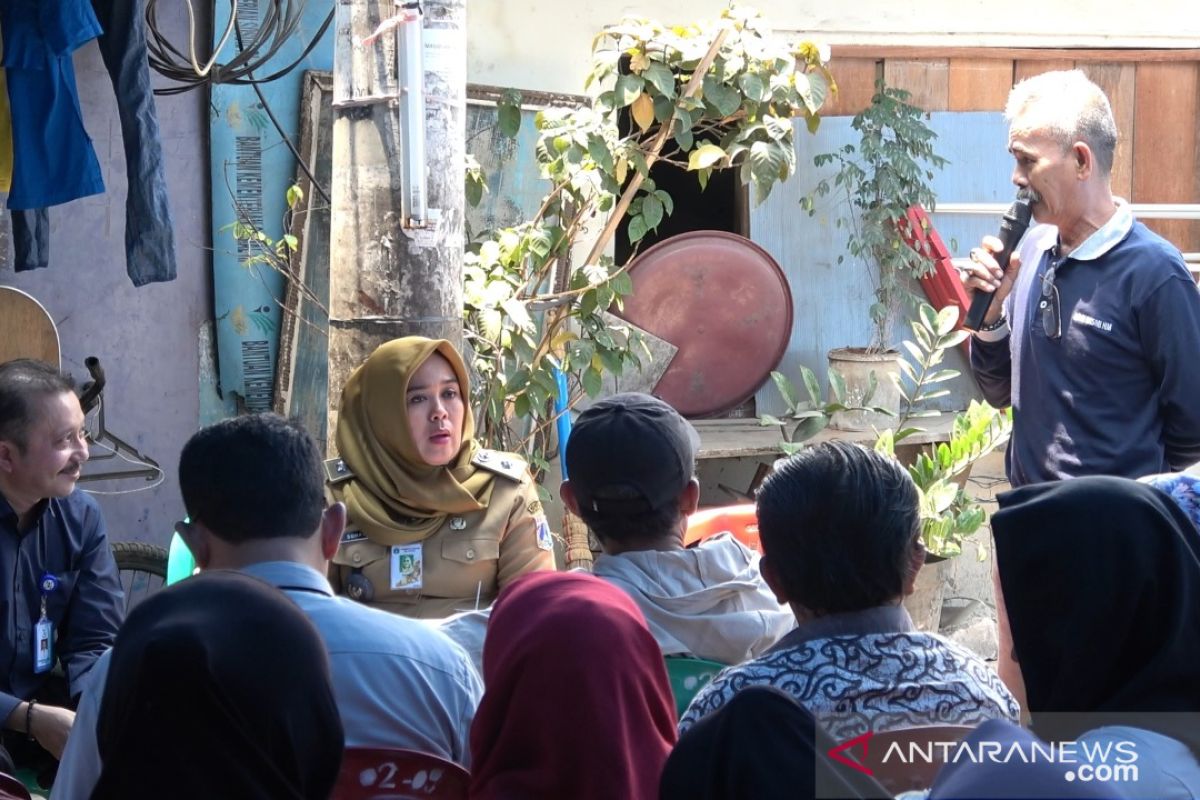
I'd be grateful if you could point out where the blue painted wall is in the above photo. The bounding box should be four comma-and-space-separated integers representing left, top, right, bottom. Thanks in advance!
752, 111, 1016, 418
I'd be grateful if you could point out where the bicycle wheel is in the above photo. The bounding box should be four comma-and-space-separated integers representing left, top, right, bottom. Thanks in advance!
110, 541, 168, 613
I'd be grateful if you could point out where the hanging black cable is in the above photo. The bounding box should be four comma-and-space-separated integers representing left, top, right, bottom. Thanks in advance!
145, 0, 332, 202
145, 0, 333, 96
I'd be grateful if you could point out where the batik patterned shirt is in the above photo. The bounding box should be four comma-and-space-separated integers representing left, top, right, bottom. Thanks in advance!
678, 605, 1020, 739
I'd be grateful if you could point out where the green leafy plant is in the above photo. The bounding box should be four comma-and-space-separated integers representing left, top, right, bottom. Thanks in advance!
764, 303, 1010, 559
223, 182, 327, 331
876, 305, 1011, 559
877, 399, 1012, 560
463, 5, 834, 477
806, 81, 948, 352
760, 366, 890, 455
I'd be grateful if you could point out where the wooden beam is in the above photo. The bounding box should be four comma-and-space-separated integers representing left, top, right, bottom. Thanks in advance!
834, 45, 1200, 63
1014, 59, 1076, 83
883, 59, 949, 111
947, 58, 1013, 111
1078, 62, 1135, 200
824, 57, 879, 116
1132, 62, 1200, 251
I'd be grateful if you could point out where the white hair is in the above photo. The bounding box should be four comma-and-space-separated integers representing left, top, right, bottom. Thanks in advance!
1005, 69, 1118, 175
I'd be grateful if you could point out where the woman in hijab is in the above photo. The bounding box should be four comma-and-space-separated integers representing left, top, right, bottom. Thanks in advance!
90, 570, 343, 800
329, 337, 555, 618
470, 571, 677, 800
992, 476, 1200, 798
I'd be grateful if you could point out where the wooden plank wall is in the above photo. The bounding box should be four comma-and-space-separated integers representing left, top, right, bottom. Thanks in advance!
827, 48, 1200, 252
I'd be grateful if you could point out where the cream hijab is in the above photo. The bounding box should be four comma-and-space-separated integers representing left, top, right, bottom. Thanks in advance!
334, 337, 497, 544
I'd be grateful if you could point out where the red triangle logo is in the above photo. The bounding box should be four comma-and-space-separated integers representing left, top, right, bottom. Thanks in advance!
827, 731, 874, 776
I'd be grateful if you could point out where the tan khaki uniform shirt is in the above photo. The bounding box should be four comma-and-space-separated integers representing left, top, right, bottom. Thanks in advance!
328, 450, 556, 619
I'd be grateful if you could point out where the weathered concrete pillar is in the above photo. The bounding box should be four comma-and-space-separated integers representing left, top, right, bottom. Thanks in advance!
328, 0, 465, 449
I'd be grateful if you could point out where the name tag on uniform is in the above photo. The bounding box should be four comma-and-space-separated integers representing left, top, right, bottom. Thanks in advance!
34, 572, 57, 674
34, 618, 53, 674
390, 543, 424, 591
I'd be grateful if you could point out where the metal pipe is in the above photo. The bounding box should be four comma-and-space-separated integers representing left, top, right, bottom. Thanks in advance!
934, 202, 1200, 220
397, 2, 427, 227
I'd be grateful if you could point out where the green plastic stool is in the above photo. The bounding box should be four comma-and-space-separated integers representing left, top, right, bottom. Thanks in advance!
664, 656, 725, 718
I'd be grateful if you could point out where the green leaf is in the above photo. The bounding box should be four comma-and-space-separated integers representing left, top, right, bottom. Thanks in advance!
828, 369, 847, 404
465, 175, 484, 207
627, 214, 649, 244
924, 369, 960, 384
615, 73, 643, 107
901, 340, 923, 366
702, 75, 742, 118
764, 115, 792, 141
780, 441, 803, 456
894, 426, 924, 443
749, 141, 785, 191
655, 190, 674, 217
582, 367, 603, 397
674, 122, 694, 152
936, 305, 960, 336
919, 303, 939, 334
863, 369, 879, 406
285, 184, 304, 209
806, 70, 830, 113
771, 371, 800, 412
688, 143, 726, 171
942, 330, 970, 349
760, 413, 786, 427
792, 414, 829, 442
642, 194, 664, 229
500, 298, 534, 332
643, 62, 677, 98
738, 73, 767, 102
800, 366, 822, 407
498, 103, 522, 138
609, 270, 634, 297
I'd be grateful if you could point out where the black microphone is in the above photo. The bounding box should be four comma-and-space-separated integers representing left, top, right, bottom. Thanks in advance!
963, 192, 1034, 331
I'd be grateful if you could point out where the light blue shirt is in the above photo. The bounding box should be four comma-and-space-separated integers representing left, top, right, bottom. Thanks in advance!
52, 561, 483, 800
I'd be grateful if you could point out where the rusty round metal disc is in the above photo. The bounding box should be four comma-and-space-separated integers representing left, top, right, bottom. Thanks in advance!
615, 231, 793, 417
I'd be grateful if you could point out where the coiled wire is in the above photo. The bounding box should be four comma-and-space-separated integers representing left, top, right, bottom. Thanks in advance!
145, 0, 334, 96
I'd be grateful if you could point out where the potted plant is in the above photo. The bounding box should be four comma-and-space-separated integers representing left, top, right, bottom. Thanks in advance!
762, 303, 1012, 630
806, 80, 947, 430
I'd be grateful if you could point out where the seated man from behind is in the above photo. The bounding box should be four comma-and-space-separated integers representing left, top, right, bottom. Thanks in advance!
560, 393, 792, 665
53, 414, 482, 799
679, 441, 1019, 738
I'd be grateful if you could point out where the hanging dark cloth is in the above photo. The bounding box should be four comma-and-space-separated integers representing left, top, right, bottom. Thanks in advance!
88, 0, 177, 285
1, 0, 176, 285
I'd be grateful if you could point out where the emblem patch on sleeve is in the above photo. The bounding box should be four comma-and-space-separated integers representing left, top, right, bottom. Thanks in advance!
535, 515, 553, 551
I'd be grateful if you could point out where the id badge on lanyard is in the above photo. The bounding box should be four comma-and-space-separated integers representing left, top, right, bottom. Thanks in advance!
34, 573, 57, 674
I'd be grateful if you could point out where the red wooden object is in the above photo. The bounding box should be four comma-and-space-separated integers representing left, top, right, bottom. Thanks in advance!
899, 206, 972, 354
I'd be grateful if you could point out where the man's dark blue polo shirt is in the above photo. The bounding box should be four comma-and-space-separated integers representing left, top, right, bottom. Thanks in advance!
971, 203, 1200, 486
0, 489, 123, 720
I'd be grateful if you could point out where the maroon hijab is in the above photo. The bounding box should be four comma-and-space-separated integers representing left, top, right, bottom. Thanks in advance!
469, 571, 677, 800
